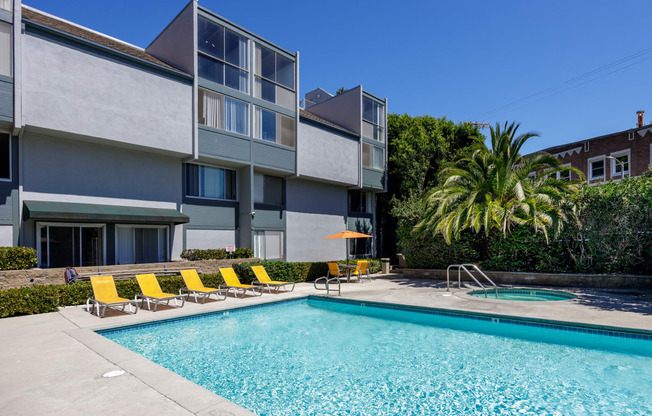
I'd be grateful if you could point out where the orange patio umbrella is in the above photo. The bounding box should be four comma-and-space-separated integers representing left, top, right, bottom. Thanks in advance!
323, 230, 372, 263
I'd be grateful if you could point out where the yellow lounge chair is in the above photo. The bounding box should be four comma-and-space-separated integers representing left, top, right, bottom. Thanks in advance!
219, 267, 262, 298
350, 260, 371, 283
179, 269, 228, 303
86, 275, 138, 318
135, 273, 185, 311
251, 265, 295, 293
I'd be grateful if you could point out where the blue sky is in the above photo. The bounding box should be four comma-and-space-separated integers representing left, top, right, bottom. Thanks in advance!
23, 0, 652, 154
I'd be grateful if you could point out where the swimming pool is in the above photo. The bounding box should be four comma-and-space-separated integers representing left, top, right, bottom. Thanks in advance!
468, 288, 577, 301
101, 297, 652, 416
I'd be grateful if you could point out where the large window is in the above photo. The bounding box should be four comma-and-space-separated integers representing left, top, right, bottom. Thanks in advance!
362, 96, 384, 141
254, 230, 284, 260
588, 156, 605, 181
349, 190, 373, 213
186, 164, 236, 200
0, 134, 9, 180
557, 163, 571, 181
197, 17, 248, 93
116, 225, 168, 265
363, 143, 384, 170
198, 88, 249, 135
254, 173, 283, 205
254, 44, 295, 110
38, 224, 104, 268
254, 107, 295, 147
611, 150, 630, 176
0, 22, 12, 77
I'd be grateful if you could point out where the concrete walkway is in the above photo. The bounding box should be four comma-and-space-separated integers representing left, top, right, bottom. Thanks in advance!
1, 276, 650, 415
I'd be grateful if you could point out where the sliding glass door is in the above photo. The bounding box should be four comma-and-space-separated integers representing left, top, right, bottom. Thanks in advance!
116, 225, 168, 265
38, 223, 105, 268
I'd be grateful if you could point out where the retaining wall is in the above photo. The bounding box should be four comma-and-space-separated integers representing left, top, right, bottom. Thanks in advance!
0, 258, 259, 289
400, 268, 652, 290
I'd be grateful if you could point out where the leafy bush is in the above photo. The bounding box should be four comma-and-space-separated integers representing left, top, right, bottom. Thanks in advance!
180, 248, 254, 261
0, 247, 37, 270
403, 231, 480, 269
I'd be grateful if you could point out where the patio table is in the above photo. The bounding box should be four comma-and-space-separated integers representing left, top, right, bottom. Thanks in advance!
337, 263, 358, 282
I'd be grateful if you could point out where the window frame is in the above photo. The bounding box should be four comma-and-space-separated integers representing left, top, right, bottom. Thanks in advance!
610, 149, 631, 177
588, 155, 606, 181
185, 163, 238, 202
0, 21, 12, 78
197, 17, 249, 93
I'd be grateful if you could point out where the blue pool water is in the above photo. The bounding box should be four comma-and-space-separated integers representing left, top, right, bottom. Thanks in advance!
101, 298, 652, 416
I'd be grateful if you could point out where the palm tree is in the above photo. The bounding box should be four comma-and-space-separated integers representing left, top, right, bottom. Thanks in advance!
417, 122, 582, 244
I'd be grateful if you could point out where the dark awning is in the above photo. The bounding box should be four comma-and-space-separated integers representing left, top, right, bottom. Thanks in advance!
23, 201, 189, 224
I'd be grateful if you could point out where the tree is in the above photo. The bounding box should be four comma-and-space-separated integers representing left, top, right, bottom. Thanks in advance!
417, 122, 582, 244
377, 114, 481, 257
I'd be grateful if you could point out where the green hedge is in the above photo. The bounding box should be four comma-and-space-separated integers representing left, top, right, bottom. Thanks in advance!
180, 248, 254, 261
0, 247, 37, 270
0, 259, 382, 318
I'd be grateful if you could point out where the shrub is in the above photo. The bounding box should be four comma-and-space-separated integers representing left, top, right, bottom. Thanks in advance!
403, 231, 480, 269
180, 248, 254, 261
0, 247, 37, 270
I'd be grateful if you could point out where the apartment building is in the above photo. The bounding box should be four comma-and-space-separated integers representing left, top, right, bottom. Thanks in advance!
534, 112, 652, 184
0, 1, 388, 267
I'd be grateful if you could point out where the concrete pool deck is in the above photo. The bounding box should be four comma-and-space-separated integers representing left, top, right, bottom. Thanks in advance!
1, 275, 651, 415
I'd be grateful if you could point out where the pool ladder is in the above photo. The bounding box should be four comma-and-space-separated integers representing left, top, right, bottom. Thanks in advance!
447, 264, 498, 298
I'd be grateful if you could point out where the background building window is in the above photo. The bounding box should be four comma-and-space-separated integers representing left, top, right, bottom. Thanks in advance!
198, 88, 248, 135
362, 96, 384, 141
589, 158, 605, 180
557, 164, 571, 181
363, 143, 384, 170
0, 134, 9, 180
254, 107, 295, 147
254, 173, 283, 205
197, 17, 248, 93
186, 164, 236, 200
349, 190, 373, 213
611, 151, 630, 176
0, 22, 12, 77
38, 224, 104, 268
254, 44, 295, 110
254, 230, 284, 260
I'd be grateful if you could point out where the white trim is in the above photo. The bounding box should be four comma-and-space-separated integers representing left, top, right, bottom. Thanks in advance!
36, 222, 107, 268
609, 149, 630, 177
0, 134, 10, 182
114, 224, 170, 265
587, 154, 606, 181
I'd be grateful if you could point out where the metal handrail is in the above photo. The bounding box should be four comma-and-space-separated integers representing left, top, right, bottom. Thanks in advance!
446, 264, 498, 298
314, 276, 341, 296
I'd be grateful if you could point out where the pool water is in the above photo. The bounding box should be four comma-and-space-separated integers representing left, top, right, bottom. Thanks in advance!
101, 298, 652, 416
468, 288, 577, 301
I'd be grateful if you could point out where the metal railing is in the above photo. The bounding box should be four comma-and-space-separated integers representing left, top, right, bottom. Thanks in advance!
77, 265, 185, 281
314, 275, 341, 296
446, 264, 498, 298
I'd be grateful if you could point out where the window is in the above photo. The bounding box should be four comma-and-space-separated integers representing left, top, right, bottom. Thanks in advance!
254, 44, 295, 110
254, 230, 284, 260
557, 164, 571, 181
0, 0, 12, 12
116, 225, 168, 265
362, 96, 384, 141
197, 17, 248, 93
349, 237, 371, 258
589, 157, 605, 180
186, 164, 236, 200
254, 107, 295, 147
610, 151, 630, 176
349, 190, 373, 213
38, 224, 104, 268
0, 134, 9, 180
0, 22, 12, 77
363, 143, 384, 170
254, 173, 283, 205
198, 88, 248, 135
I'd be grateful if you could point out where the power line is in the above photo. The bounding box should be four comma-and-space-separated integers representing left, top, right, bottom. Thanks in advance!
476, 45, 652, 121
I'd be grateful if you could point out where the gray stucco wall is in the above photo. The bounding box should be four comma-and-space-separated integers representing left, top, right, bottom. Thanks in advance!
305, 86, 362, 134
22, 33, 192, 155
298, 120, 358, 185
21, 132, 183, 205
186, 229, 237, 250
145, 1, 195, 75
285, 179, 347, 262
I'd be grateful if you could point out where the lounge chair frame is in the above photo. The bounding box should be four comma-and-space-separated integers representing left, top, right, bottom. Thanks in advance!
135, 274, 186, 311
179, 269, 229, 303
86, 275, 138, 318
219, 267, 263, 298
251, 266, 295, 293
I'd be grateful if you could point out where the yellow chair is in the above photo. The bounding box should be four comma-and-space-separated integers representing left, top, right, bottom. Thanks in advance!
251, 265, 295, 293
350, 260, 371, 283
180, 269, 228, 303
327, 262, 347, 280
219, 267, 262, 298
135, 273, 185, 311
86, 275, 138, 318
